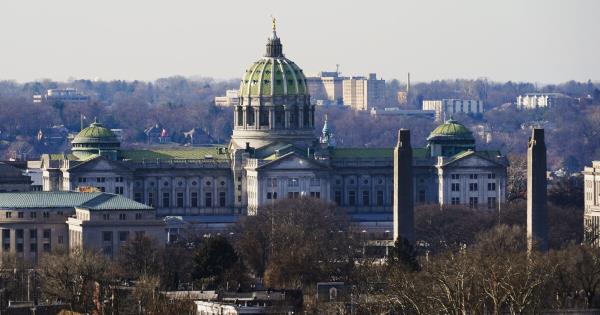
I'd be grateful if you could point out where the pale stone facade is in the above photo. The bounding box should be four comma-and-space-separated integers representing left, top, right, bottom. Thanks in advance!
517, 93, 572, 110
343, 74, 386, 111
422, 99, 484, 121
584, 161, 600, 246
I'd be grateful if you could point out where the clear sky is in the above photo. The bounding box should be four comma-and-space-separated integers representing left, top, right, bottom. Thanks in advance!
0, 0, 598, 83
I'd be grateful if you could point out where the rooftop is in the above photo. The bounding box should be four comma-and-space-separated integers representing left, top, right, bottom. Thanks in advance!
0, 192, 151, 211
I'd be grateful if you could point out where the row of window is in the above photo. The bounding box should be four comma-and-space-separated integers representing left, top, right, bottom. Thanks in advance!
451, 197, 497, 209
334, 190, 386, 207
2, 229, 55, 253
135, 191, 227, 208
451, 173, 496, 180
450, 182, 497, 192
101, 213, 144, 221
4, 211, 58, 219
78, 176, 123, 183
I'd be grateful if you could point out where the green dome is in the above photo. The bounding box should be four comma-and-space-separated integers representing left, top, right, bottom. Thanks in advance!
427, 119, 474, 141
72, 121, 119, 144
239, 58, 307, 97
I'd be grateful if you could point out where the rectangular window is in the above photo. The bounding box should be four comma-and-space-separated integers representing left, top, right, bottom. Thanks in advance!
287, 178, 299, 187
310, 191, 321, 199
30, 212, 37, 219
148, 192, 155, 207
287, 192, 300, 199
376, 190, 384, 206
17, 212, 24, 218
78, 177, 87, 183
30, 243, 37, 252
115, 177, 124, 182
219, 192, 226, 207
191, 192, 198, 207
5, 212, 11, 219
451, 174, 460, 180
419, 190, 426, 203
177, 192, 184, 208
267, 192, 272, 199
488, 197, 497, 209
43, 229, 51, 239
334, 191, 342, 205
487, 182, 496, 191
469, 174, 478, 180
16, 229, 24, 239
134, 192, 142, 203
43, 212, 50, 218
43, 243, 51, 253
114, 186, 124, 195
162, 192, 170, 207
119, 231, 129, 242
16, 243, 23, 253
349, 191, 356, 206
273, 192, 277, 199
102, 231, 113, 242
29, 229, 37, 240
135, 213, 142, 220
310, 178, 321, 186
451, 183, 460, 192
96, 177, 106, 183
469, 197, 478, 208
451, 197, 460, 205
119, 213, 127, 220
488, 173, 496, 179
205, 192, 212, 207
103, 213, 110, 220
362, 191, 370, 206
469, 183, 478, 192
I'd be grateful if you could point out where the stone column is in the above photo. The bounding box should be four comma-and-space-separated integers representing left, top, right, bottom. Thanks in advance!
393, 129, 414, 244
269, 107, 275, 129
254, 108, 260, 129
527, 128, 548, 252
284, 106, 290, 129
242, 108, 247, 130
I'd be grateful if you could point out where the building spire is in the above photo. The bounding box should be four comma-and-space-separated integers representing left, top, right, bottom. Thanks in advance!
265, 17, 283, 57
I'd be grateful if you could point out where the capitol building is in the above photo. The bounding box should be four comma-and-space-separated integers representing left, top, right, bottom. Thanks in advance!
12, 24, 508, 253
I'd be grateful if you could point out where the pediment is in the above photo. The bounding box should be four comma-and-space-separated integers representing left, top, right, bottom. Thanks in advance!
257, 153, 328, 171
68, 157, 131, 173
444, 154, 503, 168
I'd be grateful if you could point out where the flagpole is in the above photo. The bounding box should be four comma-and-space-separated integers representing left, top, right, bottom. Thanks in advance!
80, 113, 83, 131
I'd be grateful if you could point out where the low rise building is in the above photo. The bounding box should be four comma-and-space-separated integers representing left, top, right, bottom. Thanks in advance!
0, 162, 32, 192
214, 90, 240, 107
516, 93, 572, 109
369, 108, 435, 119
422, 99, 484, 121
343, 74, 386, 111
33, 88, 89, 104
0, 192, 164, 263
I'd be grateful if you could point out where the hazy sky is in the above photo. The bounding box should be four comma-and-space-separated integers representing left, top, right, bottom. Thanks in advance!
0, 0, 598, 83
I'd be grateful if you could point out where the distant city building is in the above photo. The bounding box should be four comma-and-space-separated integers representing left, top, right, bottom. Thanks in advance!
397, 72, 411, 106
422, 99, 484, 121
144, 124, 170, 144
190, 290, 300, 315
0, 192, 164, 262
306, 71, 344, 106
516, 93, 572, 110
343, 73, 386, 111
584, 161, 600, 246
214, 89, 240, 107
33, 88, 90, 104
370, 107, 435, 119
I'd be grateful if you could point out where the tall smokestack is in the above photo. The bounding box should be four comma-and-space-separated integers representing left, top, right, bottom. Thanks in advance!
394, 129, 414, 243
527, 128, 548, 252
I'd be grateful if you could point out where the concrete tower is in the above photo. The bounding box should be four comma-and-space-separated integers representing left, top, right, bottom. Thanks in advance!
527, 128, 548, 252
394, 129, 415, 243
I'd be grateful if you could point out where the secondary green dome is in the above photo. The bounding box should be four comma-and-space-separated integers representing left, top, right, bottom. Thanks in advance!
427, 119, 474, 141
72, 121, 119, 144
72, 120, 120, 160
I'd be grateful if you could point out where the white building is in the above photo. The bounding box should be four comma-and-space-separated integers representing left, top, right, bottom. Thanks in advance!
33, 88, 90, 104
306, 71, 344, 106
343, 74, 386, 111
422, 99, 484, 121
214, 90, 240, 107
584, 161, 600, 246
516, 93, 572, 110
